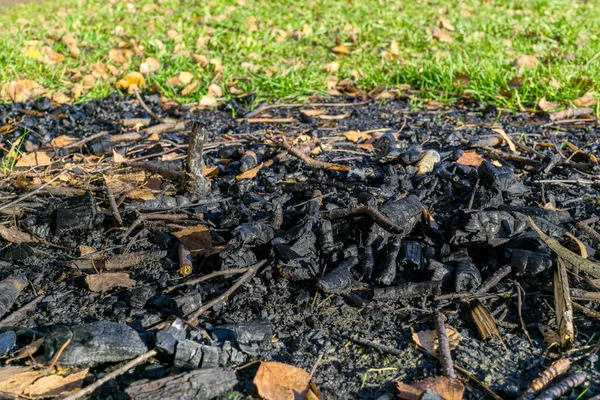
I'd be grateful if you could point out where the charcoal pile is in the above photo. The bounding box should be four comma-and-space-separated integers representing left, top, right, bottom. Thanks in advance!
0, 93, 599, 399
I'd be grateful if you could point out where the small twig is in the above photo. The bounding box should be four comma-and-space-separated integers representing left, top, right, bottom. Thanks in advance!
516, 283, 533, 345
164, 267, 251, 293
0, 295, 45, 327
63, 131, 109, 149
476, 265, 512, 294
325, 205, 405, 235
0, 171, 67, 213
576, 220, 600, 244
269, 135, 349, 172
104, 177, 123, 226
309, 349, 325, 380
133, 87, 166, 124
244, 100, 371, 118
467, 179, 479, 210
533, 372, 587, 400
433, 310, 457, 380
47, 338, 71, 370
62, 349, 158, 400
186, 260, 266, 325
518, 358, 571, 400
529, 217, 600, 278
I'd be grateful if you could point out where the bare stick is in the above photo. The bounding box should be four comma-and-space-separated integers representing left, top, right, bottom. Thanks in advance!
165, 267, 251, 293
244, 99, 371, 118
62, 349, 158, 400
63, 131, 109, 149
576, 220, 600, 244
104, 177, 123, 226
529, 217, 600, 278
533, 373, 587, 400
326, 205, 405, 234
518, 358, 571, 400
433, 310, 457, 380
270, 135, 349, 172
476, 265, 512, 294
0, 295, 44, 327
133, 87, 166, 124
186, 122, 211, 199
516, 283, 533, 345
47, 338, 71, 370
186, 260, 266, 325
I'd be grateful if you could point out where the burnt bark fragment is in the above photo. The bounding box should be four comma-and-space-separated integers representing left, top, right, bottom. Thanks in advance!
398, 241, 423, 272
156, 318, 186, 354
44, 321, 148, 367
53, 191, 99, 235
373, 280, 442, 300
376, 236, 402, 285
317, 256, 363, 294
173, 291, 203, 316
125, 368, 237, 400
0, 275, 28, 319
213, 321, 272, 355
509, 248, 553, 275
186, 121, 211, 200
455, 261, 482, 292
478, 160, 516, 191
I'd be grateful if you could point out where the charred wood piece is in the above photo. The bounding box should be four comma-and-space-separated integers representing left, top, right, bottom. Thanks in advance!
0, 275, 28, 319
373, 280, 442, 300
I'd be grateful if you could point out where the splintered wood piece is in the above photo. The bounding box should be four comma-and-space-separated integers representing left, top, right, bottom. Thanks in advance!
554, 259, 574, 348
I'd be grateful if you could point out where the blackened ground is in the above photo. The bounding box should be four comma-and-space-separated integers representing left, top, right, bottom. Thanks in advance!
0, 94, 599, 399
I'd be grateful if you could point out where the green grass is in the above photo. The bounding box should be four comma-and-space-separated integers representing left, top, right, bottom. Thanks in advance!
0, 0, 599, 108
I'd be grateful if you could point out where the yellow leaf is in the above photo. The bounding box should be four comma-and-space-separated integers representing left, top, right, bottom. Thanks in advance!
117, 72, 146, 91
15, 152, 52, 167
236, 163, 263, 180
204, 165, 218, 178
254, 361, 318, 400
25, 48, 41, 59
331, 44, 350, 55
172, 224, 213, 255
343, 130, 371, 143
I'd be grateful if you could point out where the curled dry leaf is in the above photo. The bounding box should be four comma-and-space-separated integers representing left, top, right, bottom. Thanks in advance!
331, 44, 350, 55
172, 224, 213, 255
456, 151, 484, 167
491, 127, 517, 153
178, 71, 194, 85
117, 72, 146, 91
254, 361, 322, 400
51, 135, 78, 148
8, 80, 43, 102
192, 54, 209, 67
513, 55, 538, 68
432, 27, 453, 43
573, 92, 596, 107
344, 131, 371, 143
140, 57, 161, 74
438, 17, 456, 31
538, 97, 562, 111
199, 94, 218, 107
208, 83, 223, 97
397, 376, 464, 400
236, 163, 263, 180
411, 325, 460, 356
62, 34, 80, 57
181, 81, 199, 96
85, 272, 136, 293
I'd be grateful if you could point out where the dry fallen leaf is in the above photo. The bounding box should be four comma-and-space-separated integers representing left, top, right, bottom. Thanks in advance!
331, 44, 350, 55
538, 323, 560, 349
7, 80, 43, 102
492, 127, 517, 153
117, 72, 146, 91
199, 94, 218, 107
15, 152, 52, 167
51, 135, 77, 148
126, 188, 156, 201
432, 27, 453, 43
39, 46, 66, 65
112, 149, 127, 163
323, 61, 340, 73
513, 54, 538, 68
236, 163, 263, 180
192, 54, 209, 67
181, 81, 199, 96
254, 361, 322, 400
172, 224, 213, 255
208, 83, 223, 97
62, 34, 80, 57
344, 130, 371, 143
438, 17, 455, 31
178, 71, 194, 85
453, 72, 471, 87
456, 151, 484, 167
411, 326, 460, 356
85, 273, 136, 293
507, 76, 524, 89
0, 367, 44, 394
140, 57, 161, 74
573, 92, 596, 107
538, 97, 562, 111
397, 376, 465, 400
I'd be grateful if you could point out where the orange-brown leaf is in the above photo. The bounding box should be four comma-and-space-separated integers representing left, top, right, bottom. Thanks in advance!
236, 163, 263, 180
456, 151, 484, 167
254, 361, 320, 400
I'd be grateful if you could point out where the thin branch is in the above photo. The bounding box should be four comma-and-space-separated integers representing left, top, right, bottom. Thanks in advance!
433, 310, 457, 380
325, 205, 405, 234
269, 135, 349, 172
186, 260, 267, 325
104, 177, 123, 226
164, 267, 252, 293
0, 171, 67, 213
61, 349, 158, 400
133, 87, 166, 124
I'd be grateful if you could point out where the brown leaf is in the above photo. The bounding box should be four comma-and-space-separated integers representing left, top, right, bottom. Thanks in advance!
573, 92, 596, 107
538, 97, 562, 111
254, 361, 317, 400
52, 92, 71, 104
109, 48, 133, 63
453, 72, 470, 87
0, 225, 38, 244
423, 100, 446, 110
456, 151, 484, 167
24, 368, 88, 397
178, 71, 194, 85
208, 83, 223, 97
112, 149, 127, 163
438, 17, 455, 31
0, 367, 44, 394
172, 224, 213, 255
15, 151, 52, 167
39, 46, 65, 65
140, 57, 161, 74
343, 131, 371, 143
411, 326, 460, 356
117, 72, 146, 91
331, 44, 350, 55
413, 376, 465, 400
85, 273, 136, 293
192, 54, 209, 67
7, 80, 42, 102
6, 338, 44, 364
513, 54, 538, 68
199, 94, 218, 107
62, 34, 80, 57
323, 61, 340, 73
507, 76, 524, 89
79, 245, 96, 257
51, 135, 77, 148
432, 27, 453, 43
469, 299, 501, 341
236, 163, 263, 180
181, 81, 199, 96
126, 188, 156, 201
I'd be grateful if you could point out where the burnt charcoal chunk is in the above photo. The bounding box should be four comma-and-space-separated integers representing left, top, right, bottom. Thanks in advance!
126, 368, 237, 400
451, 210, 528, 246
399, 241, 423, 271
3, 244, 35, 264
53, 192, 99, 235
175, 339, 203, 368
379, 195, 422, 236
212, 321, 273, 348
172, 291, 203, 316
156, 319, 186, 354
289, 232, 317, 257
231, 222, 275, 247
0, 275, 28, 319
510, 248, 553, 275
478, 160, 516, 191
373, 281, 442, 300
455, 261, 481, 292
0, 330, 16, 355
220, 247, 257, 269
129, 286, 156, 308
497, 205, 572, 225
44, 321, 147, 367
376, 236, 402, 285
317, 257, 360, 294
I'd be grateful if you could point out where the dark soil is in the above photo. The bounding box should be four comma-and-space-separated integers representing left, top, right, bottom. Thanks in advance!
0, 94, 599, 399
